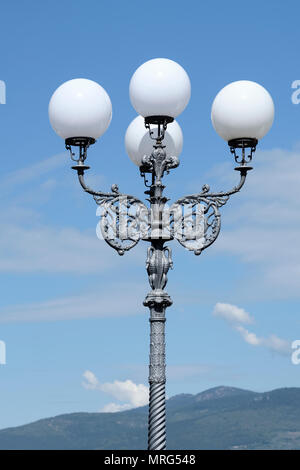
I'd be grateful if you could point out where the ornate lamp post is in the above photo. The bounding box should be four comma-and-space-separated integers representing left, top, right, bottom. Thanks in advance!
48, 59, 274, 450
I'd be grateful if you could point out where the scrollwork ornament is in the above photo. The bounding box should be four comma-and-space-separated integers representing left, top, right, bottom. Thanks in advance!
170, 171, 249, 255
97, 195, 150, 255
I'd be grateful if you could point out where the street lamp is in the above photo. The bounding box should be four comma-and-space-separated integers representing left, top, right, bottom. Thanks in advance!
48, 58, 274, 450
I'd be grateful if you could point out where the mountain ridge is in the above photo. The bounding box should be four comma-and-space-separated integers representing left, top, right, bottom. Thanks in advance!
1, 385, 300, 450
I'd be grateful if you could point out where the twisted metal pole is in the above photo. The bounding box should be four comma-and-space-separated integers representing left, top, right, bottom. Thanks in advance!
148, 301, 167, 449
148, 384, 166, 449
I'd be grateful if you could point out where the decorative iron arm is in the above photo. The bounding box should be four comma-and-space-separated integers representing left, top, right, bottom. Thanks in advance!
177, 165, 248, 205
68, 139, 150, 256
170, 156, 253, 255
72, 162, 140, 203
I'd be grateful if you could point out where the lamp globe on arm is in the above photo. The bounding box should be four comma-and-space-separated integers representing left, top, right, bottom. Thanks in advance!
211, 80, 274, 145
48, 78, 112, 142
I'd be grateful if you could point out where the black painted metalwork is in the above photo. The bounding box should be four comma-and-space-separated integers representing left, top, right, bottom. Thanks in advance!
228, 137, 257, 166
65, 137, 96, 163
70, 123, 254, 449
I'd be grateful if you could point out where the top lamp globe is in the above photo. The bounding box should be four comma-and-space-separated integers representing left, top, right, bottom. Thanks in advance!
49, 78, 112, 141
211, 80, 274, 142
129, 58, 191, 119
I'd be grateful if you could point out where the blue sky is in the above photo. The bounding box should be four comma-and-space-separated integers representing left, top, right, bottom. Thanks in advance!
0, 0, 300, 429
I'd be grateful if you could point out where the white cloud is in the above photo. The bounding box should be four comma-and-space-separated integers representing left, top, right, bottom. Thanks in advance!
234, 325, 291, 355
82, 370, 149, 412
234, 325, 261, 346
213, 302, 253, 324
0, 282, 145, 323
0, 152, 66, 191
213, 302, 291, 356
100, 403, 132, 412
263, 334, 291, 355
82, 370, 98, 388
0, 222, 143, 274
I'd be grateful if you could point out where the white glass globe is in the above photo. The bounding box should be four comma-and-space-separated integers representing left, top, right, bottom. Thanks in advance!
129, 58, 191, 118
125, 115, 183, 166
49, 78, 112, 140
211, 80, 274, 141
